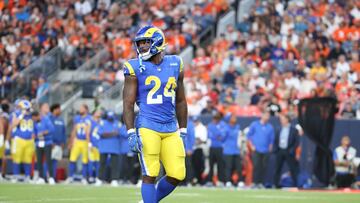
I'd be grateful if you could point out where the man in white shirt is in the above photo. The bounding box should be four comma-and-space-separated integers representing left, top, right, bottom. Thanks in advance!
336, 55, 350, 77
75, 0, 92, 16
333, 136, 358, 188
192, 117, 208, 185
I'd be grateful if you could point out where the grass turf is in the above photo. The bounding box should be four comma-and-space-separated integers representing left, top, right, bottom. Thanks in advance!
0, 183, 360, 203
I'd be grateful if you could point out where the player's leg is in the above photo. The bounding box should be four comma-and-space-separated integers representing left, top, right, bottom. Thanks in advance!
80, 141, 89, 182
0, 145, 4, 179
23, 140, 34, 180
158, 132, 185, 202
94, 149, 100, 179
68, 140, 81, 181
88, 147, 95, 181
138, 128, 161, 203
11, 137, 22, 181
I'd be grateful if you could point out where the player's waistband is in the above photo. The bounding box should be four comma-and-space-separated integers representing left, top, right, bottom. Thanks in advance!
136, 116, 178, 133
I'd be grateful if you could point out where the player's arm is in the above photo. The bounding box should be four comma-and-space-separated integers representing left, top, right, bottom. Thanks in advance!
11, 115, 21, 130
0, 118, 4, 137
68, 125, 76, 149
5, 117, 12, 142
85, 122, 90, 143
176, 71, 188, 129
123, 75, 137, 130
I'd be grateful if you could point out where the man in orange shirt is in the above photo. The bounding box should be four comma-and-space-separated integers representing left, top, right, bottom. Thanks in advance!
332, 22, 350, 43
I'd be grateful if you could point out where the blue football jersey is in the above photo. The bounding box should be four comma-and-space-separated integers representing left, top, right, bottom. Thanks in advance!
123, 55, 184, 133
73, 114, 92, 140
90, 118, 100, 148
12, 114, 34, 140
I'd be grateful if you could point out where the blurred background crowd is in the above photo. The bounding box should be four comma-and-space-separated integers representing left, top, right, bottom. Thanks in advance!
185, 0, 360, 120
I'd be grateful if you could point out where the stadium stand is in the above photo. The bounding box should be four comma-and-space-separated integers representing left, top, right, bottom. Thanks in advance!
186, 0, 360, 119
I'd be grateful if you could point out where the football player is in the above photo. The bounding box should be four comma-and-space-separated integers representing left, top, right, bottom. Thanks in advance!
67, 104, 91, 184
123, 25, 188, 203
10, 100, 35, 183
88, 109, 101, 184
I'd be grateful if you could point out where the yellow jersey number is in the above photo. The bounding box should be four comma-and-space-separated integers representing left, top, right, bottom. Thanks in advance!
145, 76, 177, 104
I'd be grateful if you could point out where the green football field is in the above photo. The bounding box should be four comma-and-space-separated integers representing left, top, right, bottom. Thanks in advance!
0, 183, 360, 203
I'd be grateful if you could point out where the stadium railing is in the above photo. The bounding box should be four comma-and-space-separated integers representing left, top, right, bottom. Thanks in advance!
237, 0, 255, 22
216, 9, 236, 37
49, 48, 110, 104
51, 48, 110, 130
7, 46, 63, 101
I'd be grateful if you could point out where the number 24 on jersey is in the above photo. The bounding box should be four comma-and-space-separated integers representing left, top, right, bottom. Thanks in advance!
146, 76, 176, 105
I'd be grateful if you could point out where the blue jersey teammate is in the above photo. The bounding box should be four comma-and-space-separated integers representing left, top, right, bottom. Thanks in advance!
123, 25, 188, 203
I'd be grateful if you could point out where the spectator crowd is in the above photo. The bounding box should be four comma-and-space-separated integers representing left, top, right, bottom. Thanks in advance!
0, 0, 230, 99
185, 0, 360, 120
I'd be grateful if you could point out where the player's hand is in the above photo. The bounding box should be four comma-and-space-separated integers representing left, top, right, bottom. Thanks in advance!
128, 129, 142, 153
180, 128, 187, 148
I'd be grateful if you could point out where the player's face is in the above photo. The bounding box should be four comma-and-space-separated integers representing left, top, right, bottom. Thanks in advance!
79, 105, 87, 115
136, 39, 151, 54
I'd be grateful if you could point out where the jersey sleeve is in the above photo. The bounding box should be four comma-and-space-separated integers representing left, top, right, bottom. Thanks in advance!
123, 61, 136, 77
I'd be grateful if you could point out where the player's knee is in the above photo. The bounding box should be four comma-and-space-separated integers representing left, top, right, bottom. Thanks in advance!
143, 175, 156, 184
169, 166, 186, 182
